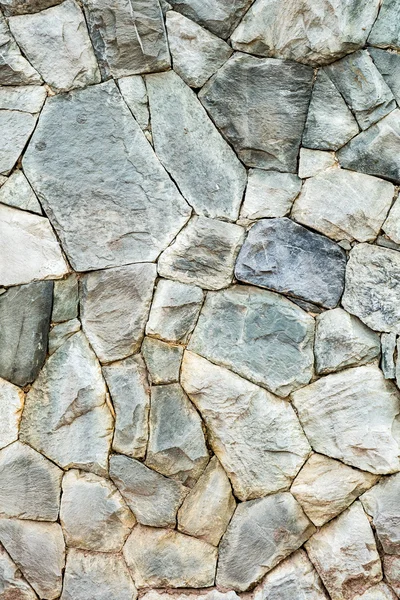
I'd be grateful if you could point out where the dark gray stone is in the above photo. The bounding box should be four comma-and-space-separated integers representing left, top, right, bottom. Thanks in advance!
168, 0, 253, 39
369, 47, 400, 104
0, 0, 62, 15
52, 274, 79, 323
235, 218, 347, 309
0, 281, 53, 386
368, 0, 400, 49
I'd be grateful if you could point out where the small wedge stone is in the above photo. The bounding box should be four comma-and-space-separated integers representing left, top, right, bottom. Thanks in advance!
0, 170, 42, 214
361, 472, 400, 555
298, 149, 336, 178
382, 332, 397, 379
52, 274, 79, 323
49, 319, 81, 356
142, 337, 183, 384
0, 14, 41, 85
369, 48, 400, 104
118, 75, 149, 131
368, 0, 400, 49
239, 170, 302, 222
0, 378, 24, 450
383, 194, 400, 245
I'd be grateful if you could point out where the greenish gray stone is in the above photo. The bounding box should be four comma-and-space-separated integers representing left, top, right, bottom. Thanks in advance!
0, 170, 42, 214
368, 0, 400, 49
0, 14, 41, 85
52, 274, 79, 323
361, 471, 400, 555
49, 319, 81, 356
369, 48, 400, 104
168, 0, 253, 38
142, 337, 183, 384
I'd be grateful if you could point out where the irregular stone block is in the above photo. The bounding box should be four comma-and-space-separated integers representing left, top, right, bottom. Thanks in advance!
0, 0, 62, 15
0, 170, 42, 214
0, 14, 41, 85
298, 149, 336, 178
368, 0, 400, 49
168, 0, 253, 38
382, 332, 397, 379
199, 53, 313, 171
49, 319, 81, 356
0, 543, 37, 600
0, 378, 24, 450
361, 472, 400, 555
142, 337, 183, 384
383, 194, 400, 245
188, 285, 315, 397
0, 110, 37, 175
384, 555, 400, 596
52, 274, 79, 323
239, 170, 301, 223
118, 75, 149, 131
142, 592, 239, 600
352, 584, 397, 600
369, 48, 400, 104
0, 85, 45, 113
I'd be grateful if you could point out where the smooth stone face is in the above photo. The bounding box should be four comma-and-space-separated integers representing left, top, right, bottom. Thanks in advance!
147, 70, 246, 221
23, 81, 190, 271
168, 0, 253, 38
199, 54, 313, 171
188, 285, 315, 397
0, 519, 65, 600
181, 352, 310, 500
0, 441, 62, 521
298, 149, 336, 178
0, 544, 37, 600
52, 274, 79, 323
302, 70, 359, 150
292, 365, 400, 474
146, 279, 204, 344
102, 356, 150, 459
142, 337, 183, 384
0, 169, 42, 214
0, 0, 62, 15
0, 85, 46, 113
383, 194, 400, 245
291, 453, 379, 527
314, 308, 380, 374
166, 11, 232, 88
123, 525, 217, 588
146, 383, 209, 486
8, 0, 101, 92
82, 0, 170, 79
118, 75, 149, 130
368, 0, 400, 49
369, 48, 400, 104
230, 0, 380, 65
158, 216, 244, 290
382, 332, 397, 379
49, 319, 81, 356
0, 110, 37, 175
0, 281, 53, 386
80, 264, 156, 363
61, 549, 137, 600
0, 378, 24, 450
19, 331, 113, 476
110, 454, 187, 528
342, 243, 400, 333
361, 472, 400, 555
0, 14, 41, 85
305, 502, 382, 600
239, 170, 302, 222
217, 493, 315, 591
235, 218, 346, 309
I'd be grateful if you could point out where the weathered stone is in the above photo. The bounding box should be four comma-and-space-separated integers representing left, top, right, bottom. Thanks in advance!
0, 379, 24, 450
123, 525, 217, 588
369, 48, 400, 104
23, 81, 190, 271
0, 519, 65, 600
0, 0, 62, 15
305, 502, 382, 600
168, 0, 252, 38
0, 14, 41, 85
383, 194, 400, 245
142, 337, 183, 384
178, 456, 236, 545
158, 216, 244, 290
166, 11, 232, 88
382, 332, 397, 379
49, 319, 81, 356
0, 441, 62, 521
142, 592, 239, 600
368, 0, 400, 49
0, 85, 46, 113
110, 454, 187, 528
82, 0, 170, 79
303, 70, 359, 150
0, 281, 53, 386
396, 338, 400, 389
118, 75, 149, 131
384, 555, 400, 596
80, 263, 156, 363
0, 543, 37, 600
146, 279, 203, 344
291, 453, 379, 527
342, 243, 400, 333
293, 168, 394, 242
52, 274, 79, 323
352, 584, 397, 600
314, 308, 381, 375
61, 549, 138, 600
188, 285, 315, 396
239, 170, 301, 223
146, 383, 209, 486
361, 472, 400, 555
60, 469, 135, 552
235, 218, 346, 309
0, 170, 42, 214
199, 54, 313, 171
298, 149, 336, 179
147, 70, 246, 221
217, 492, 315, 591
0, 110, 37, 175
181, 352, 310, 500
20, 331, 113, 476
292, 365, 400, 474
102, 356, 150, 459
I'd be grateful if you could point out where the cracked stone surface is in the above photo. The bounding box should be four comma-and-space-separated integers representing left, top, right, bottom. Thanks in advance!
0, 14, 42, 84
0, 169, 42, 214
168, 0, 253, 38
0, 378, 24, 450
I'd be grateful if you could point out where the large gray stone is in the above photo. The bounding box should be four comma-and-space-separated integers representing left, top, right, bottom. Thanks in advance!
146, 70, 246, 221
181, 352, 310, 500
0, 82, 46, 110
0, 378, 24, 450
217, 493, 315, 591
52, 274, 79, 323
168, 0, 253, 38
0, 169, 42, 214
142, 337, 183, 384
0, 543, 37, 600
369, 48, 400, 104
199, 53, 313, 172
235, 218, 346, 309
0, 0, 62, 15
368, 0, 400, 49
0, 281, 53, 386
22, 81, 190, 272
361, 472, 400, 555
188, 285, 315, 397
0, 14, 41, 85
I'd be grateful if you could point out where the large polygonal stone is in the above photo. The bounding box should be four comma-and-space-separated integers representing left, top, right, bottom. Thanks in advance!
361, 472, 400, 555
369, 48, 400, 104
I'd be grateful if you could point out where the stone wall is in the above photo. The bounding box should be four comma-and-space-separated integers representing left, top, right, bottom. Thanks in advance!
1, 0, 400, 598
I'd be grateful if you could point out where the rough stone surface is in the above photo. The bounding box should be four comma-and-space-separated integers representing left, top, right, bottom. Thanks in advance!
352, 584, 397, 600
0, 543, 37, 600
298, 149, 336, 179
142, 337, 183, 384
368, 0, 400, 49
382, 332, 397, 379
118, 75, 149, 131
383, 194, 400, 245
0, 0, 63, 15
168, 0, 252, 38
0, 169, 42, 214
48, 318, 81, 355
188, 285, 315, 396
384, 555, 400, 596
361, 472, 400, 555
239, 170, 302, 222
142, 592, 239, 600
0, 85, 45, 113
369, 48, 400, 105
52, 274, 79, 323
0, 378, 24, 450
0, 14, 41, 85
0, 110, 37, 175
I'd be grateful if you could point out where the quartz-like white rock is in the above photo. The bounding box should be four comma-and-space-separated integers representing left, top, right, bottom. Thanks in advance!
0, 378, 24, 450
361, 472, 400, 555
0, 170, 42, 214
239, 170, 302, 222
298, 149, 336, 178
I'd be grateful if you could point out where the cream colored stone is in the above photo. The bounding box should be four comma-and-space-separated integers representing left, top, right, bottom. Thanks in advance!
0, 377, 24, 450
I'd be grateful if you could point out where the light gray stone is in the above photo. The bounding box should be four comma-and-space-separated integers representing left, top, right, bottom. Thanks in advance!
352, 584, 397, 600
396, 338, 400, 389
298, 149, 336, 178
142, 337, 183, 384
188, 285, 315, 397
305, 502, 382, 600
181, 352, 310, 500
361, 472, 400, 555
0, 378, 24, 450
80, 263, 156, 363
110, 454, 187, 528
0, 170, 42, 214
0, 14, 41, 85
123, 525, 217, 588
158, 216, 244, 290
368, 0, 400, 49
314, 308, 381, 375
102, 356, 150, 459
0, 85, 46, 113
0, 281, 53, 386
382, 332, 397, 379
168, 0, 253, 38
52, 274, 79, 323
230, 0, 380, 65
303, 70, 359, 150
0, 544, 37, 600
146, 383, 209, 486
369, 48, 400, 104
146, 70, 246, 221
22, 81, 190, 271
166, 11, 232, 88
0, 110, 37, 175
342, 243, 400, 333
118, 75, 149, 131
0, 0, 62, 15
384, 555, 400, 596
0, 519, 65, 600
82, 0, 170, 79
49, 319, 81, 356
292, 365, 400, 474
199, 53, 313, 172
146, 279, 203, 344
0, 441, 62, 522
142, 592, 239, 600
383, 194, 400, 245
217, 493, 315, 591
293, 168, 395, 242
239, 170, 301, 223
20, 331, 113, 476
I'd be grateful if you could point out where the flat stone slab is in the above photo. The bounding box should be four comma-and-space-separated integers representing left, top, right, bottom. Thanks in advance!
368, 0, 400, 49
0, 169, 42, 214
239, 170, 301, 222
0, 14, 41, 84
